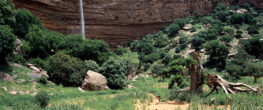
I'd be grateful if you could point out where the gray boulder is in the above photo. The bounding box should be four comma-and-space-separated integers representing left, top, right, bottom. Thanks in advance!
81, 70, 108, 91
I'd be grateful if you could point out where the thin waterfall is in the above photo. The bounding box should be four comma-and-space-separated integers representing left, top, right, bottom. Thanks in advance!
80, 0, 85, 39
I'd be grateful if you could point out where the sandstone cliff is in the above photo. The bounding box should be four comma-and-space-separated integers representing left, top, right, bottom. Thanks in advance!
12, 0, 263, 46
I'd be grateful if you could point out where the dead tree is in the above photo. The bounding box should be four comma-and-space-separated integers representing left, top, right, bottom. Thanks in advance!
207, 73, 259, 95
189, 52, 203, 92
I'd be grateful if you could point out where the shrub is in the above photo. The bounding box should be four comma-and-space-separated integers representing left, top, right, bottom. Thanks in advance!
230, 13, 244, 24
38, 76, 47, 85
223, 28, 234, 36
35, 91, 50, 108
173, 19, 187, 28
30, 58, 49, 70
244, 61, 263, 83
47, 53, 87, 86
24, 25, 63, 58
0, 25, 16, 65
178, 35, 188, 49
99, 57, 128, 89
163, 23, 180, 38
154, 34, 169, 48
118, 51, 139, 75
226, 64, 242, 81
115, 46, 128, 55
244, 36, 263, 59
0, 0, 15, 26
85, 60, 99, 72
236, 30, 243, 38
247, 26, 259, 35
67, 39, 110, 64
219, 35, 233, 44
7, 54, 26, 65
13, 9, 42, 38
205, 40, 229, 70
191, 36, 206, 51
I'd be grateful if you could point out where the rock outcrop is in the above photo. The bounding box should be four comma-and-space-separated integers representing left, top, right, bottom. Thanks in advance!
12, 0, 263, 46
81, 70, 108, 91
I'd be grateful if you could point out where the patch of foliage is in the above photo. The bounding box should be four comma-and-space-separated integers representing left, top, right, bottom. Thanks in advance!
35, 90, 50, 108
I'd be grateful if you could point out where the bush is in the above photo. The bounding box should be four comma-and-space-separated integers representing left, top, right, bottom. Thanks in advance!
247, 26, 259, 35
154, 34, 169, 48
38, 76, 47, 85
205, 40, 229, 70
85, 60, 99, 72
115, 46, 128, 55
226, 64, 242, 81
236, 30, 243, 38
178, 35, 188, 49
244, 61, 263, 83
244, 36, 263, 59
223, 28, 234, 36
47, 53, 87, 86
99, 57, 128, 89
191, 36, 206, 51
230, 13, 244, 24
7, 54, 26, 65
35, 91, 50, 108
0, 25, 16, 65
118, 51, 139, 75
13, 9, 42, 38
163, 23, 180, 38
24, 25, 63, 58
0, 0, 15, 26
67, 39, 110, 64
219, 35, 233, 44
30, 58, 49, 70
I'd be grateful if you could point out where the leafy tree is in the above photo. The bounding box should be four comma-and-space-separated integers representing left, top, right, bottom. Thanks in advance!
13, 8, 42, 38
115, 46, 128, 55
99, 57, 128, 89
191, 36, 206, 51
47, 53, 87, 86
154, 34, 169, 48
236, 30, 243, 39
223, 28, 234, 36
179, 35, 188, 49
118, 51, 139, 76
245, 61, 263, 83
205, 40, 229, 70
0, 0, 15, 26
0, 25, 16, 65
244, 36, 263, 59
226, 64, 242, 81
173, 19, 187, 28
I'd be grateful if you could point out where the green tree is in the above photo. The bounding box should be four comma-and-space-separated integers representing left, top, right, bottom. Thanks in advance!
163, 23, 180, 38
23, 25, 63, 58
191, 36, 206, 51
247, 26, 259, 35
219, 35, 233, 44
226, 64, 242, 81
205, 40, 229, 70
47, 53, 87, 86
35, 91, 50, 108
0, 0, 15, 26
230, 13, 244, 24
0, 25, 16, 65
13, 9, 42, 38
245, 61, 263, 83
85, 60, 99, 72
99, 57, 128, 89
244, 36, 263, 59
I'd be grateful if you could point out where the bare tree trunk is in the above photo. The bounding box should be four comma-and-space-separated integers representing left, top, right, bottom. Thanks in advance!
190, 52, 202, 92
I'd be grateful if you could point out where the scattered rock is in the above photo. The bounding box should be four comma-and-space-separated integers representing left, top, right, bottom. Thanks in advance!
27, 73, 41, 79
31, 92, 37, 96
13, 63, 23, 68
128, 85, 135, 89
81, 70, 109, 91
16, 78, 26, 84
0, 72, 13, 81
27, 64, 41, 72
19, 91, 25, 95
9, 91, 17, 95
48, 81, 56, 85
40, 71, 49, 78
183, 24, 192, 30
25, 91, 30, 94
2, 86, 7, 91
78, 87, 85, 92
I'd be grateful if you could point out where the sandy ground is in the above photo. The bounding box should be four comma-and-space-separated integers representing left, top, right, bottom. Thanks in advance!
135, 93, 230, 110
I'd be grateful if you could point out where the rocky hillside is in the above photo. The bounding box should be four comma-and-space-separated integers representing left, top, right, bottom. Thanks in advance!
13, 0, 263, 45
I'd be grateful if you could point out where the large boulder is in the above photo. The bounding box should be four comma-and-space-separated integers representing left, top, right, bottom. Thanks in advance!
81, 70, 108, 91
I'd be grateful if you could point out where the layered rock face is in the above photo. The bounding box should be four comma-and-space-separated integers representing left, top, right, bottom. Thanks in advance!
12, 0, 263, 46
